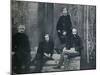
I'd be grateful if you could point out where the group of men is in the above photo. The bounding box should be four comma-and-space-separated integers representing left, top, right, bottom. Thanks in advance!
12, 8, 83, 74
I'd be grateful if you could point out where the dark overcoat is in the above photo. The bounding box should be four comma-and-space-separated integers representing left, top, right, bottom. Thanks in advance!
56, 15, 72, 43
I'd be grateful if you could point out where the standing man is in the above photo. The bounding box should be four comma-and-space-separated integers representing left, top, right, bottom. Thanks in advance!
12, 25, 31, 74
56, 8, 72, 44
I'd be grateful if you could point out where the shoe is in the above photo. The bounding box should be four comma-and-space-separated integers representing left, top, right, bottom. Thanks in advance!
53, 66, 61, 69
49, 57, 54, 60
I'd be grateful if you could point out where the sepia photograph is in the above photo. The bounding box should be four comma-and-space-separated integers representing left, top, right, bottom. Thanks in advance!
11, 0, 96, 74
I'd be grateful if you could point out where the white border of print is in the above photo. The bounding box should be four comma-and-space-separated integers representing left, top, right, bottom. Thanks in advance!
0, 0, 100, 75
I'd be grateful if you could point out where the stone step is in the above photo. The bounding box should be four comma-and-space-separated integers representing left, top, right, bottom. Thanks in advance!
29, 55, 80, 72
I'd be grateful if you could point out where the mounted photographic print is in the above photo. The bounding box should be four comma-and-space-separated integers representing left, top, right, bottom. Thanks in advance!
11, 0, 96, 74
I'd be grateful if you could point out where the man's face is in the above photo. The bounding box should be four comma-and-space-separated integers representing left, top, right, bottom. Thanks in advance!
44, 34, 49, 41
72, 29, 77, 35
62, 8, 67, 15
18, 25, 25, 33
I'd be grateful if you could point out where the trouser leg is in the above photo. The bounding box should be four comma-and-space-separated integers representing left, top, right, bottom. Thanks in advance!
63, 55, 70, 70
57, 53, 64, 67
34, 56, 48, 73
34, 59, 44, 73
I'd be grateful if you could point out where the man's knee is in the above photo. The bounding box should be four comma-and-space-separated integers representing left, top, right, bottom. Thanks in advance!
64, 55, 68, 59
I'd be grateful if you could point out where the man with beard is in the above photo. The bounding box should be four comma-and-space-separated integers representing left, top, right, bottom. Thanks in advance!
12, 25, 31, 74
54, 28, 83, 69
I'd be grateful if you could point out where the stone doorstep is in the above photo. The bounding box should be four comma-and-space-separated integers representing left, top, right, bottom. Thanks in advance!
45, 56, 80, 65
29, 56, 80, 67
30, 58, 80, 68
29, 55, 80, 72
42, 66, 80, 72
42, 61, 80, 72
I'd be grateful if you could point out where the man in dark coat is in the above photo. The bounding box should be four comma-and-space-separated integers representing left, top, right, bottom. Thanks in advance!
54, 28, 83, 69
34, 34, 54, 72
56, 8, 72, 44
12, 25, 31, 74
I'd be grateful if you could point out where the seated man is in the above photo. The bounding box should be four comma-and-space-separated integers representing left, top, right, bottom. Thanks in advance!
33, 34, 54, 72
35, 34, 54, 60
54, 28, 83, 69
